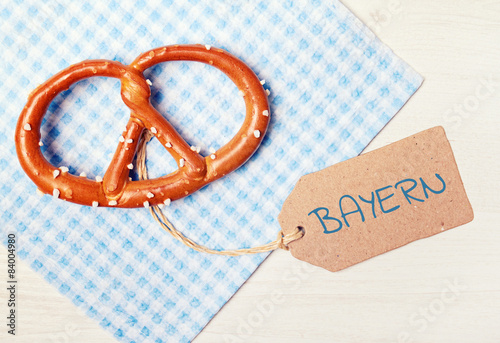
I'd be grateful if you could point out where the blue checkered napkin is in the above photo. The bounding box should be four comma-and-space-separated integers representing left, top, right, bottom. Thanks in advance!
0, 1, 422, 342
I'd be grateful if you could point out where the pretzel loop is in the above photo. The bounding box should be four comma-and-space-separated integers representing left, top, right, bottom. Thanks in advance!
15, 44, 270, 208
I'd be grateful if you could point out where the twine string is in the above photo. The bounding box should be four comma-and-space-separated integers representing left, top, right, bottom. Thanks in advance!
136, 130, 303, 256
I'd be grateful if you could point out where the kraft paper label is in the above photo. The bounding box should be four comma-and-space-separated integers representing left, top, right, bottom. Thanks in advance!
279, 126, 473, 272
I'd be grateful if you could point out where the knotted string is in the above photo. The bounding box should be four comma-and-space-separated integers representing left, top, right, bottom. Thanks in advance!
136, 130, 303, 256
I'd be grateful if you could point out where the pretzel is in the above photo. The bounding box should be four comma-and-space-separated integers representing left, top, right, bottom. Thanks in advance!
15, 44, 270, 208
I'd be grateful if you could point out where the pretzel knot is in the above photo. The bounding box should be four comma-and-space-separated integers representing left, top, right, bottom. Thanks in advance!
15, 44, 270, 208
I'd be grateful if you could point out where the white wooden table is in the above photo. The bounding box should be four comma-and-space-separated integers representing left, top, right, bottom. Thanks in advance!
2, 1, 499, 342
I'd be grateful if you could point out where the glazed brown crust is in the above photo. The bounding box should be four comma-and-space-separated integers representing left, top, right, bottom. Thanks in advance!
15, 44, 270, 208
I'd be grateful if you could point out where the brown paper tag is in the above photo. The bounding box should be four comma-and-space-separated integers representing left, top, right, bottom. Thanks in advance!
279, 126, 473, 272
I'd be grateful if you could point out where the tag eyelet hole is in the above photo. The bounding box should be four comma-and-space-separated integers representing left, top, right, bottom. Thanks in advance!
296, 226, 306, 237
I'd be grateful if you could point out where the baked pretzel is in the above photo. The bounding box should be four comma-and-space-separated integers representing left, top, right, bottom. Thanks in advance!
15, 44, 270, 208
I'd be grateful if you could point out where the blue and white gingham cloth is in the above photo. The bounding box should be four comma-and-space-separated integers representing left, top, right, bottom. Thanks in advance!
0, 1, 422, 342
